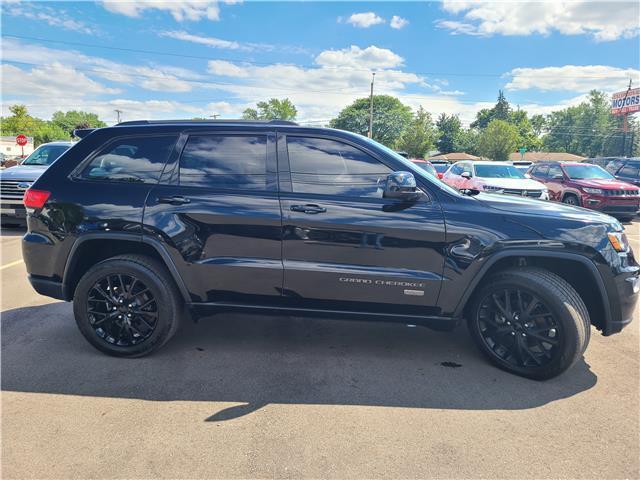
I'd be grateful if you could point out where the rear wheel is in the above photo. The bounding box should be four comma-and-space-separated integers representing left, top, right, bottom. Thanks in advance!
562, 194, 580, 206
73, 254, 182, 357
467, 267, 589, 380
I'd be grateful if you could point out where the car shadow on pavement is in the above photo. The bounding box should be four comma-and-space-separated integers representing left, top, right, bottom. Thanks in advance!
1, 302, 597, 421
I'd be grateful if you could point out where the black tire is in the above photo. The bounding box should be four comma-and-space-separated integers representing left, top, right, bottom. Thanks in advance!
562, 194, 580, 206
467, 267, 590, 380
73, 254, 182, 357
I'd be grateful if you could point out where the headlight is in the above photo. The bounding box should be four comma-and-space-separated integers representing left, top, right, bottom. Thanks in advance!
608, 231, 629, 252
582, 187, 603, 194
483, 185, 503, 192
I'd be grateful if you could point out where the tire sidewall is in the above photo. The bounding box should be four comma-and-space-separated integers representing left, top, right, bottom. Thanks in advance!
73, 259, 176, 357
468, 275, 581, 380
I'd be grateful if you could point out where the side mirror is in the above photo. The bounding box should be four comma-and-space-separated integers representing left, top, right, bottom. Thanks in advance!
382, 171, 420, 201
461, 171, 472, 179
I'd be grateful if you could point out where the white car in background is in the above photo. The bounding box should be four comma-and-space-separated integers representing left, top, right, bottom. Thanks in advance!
442, 161, 550, 200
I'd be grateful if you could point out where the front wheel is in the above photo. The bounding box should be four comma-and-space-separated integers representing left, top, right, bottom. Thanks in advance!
73, 254, 182, 357
467, 267, 590, 380
562, 194, 580, 206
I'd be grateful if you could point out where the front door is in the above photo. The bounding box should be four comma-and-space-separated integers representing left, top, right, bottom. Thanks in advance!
144, 131, 283, 304
279, 134, 446, 315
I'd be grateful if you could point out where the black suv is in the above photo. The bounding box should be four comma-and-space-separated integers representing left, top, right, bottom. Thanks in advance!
22, 120, 639, 380
584, 157, 640, 188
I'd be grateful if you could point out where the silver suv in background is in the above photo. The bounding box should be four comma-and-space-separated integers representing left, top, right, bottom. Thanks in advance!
0, 141, 74, 226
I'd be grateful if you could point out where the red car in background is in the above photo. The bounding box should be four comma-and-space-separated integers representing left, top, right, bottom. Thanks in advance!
410, 159, 439, 178
527, 161, 640, 221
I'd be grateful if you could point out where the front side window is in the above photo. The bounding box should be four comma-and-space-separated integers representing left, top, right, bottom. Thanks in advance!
287, 136, 392, 197
81, 135, 177, 183
547, 165, 563, 179
179, 135, 267, 190
450, 164, 463, 175
23, 144, 70, 166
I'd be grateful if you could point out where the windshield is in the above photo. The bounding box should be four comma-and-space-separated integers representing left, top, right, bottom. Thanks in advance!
474, 164, 526, 179
364, 137, 462, 195
22, 144, 70, 166
564, 164, 615, 180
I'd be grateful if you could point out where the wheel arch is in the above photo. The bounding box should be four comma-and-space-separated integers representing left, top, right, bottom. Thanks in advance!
561, 190, 581, 202
455, 250, 610, 332
62, 233, 190, 303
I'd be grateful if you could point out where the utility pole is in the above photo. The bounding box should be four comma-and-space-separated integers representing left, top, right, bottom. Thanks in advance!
620, 79, 632, 157
368, 72, 375, 139
114, 109, 123, 123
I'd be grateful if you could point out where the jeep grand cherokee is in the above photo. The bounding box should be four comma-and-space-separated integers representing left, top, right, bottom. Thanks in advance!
21, 120, 639, 380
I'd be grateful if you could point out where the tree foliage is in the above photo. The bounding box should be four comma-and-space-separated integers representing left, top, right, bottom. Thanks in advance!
242, 98, 297, 121
435, 113, 463, 153
51, 110, 106, 135
330, 95, 412, 147
395, 106, 437, 158
477, 120, 520, 161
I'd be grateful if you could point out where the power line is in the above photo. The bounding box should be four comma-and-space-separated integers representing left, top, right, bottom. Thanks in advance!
5, 33, 640, 81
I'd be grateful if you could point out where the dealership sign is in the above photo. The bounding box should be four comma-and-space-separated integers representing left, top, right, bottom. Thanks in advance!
611, 88, 640, 115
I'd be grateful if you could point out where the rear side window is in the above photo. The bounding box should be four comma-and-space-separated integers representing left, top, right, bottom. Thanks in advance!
619, 163, 640, 179
532, 165, 549, 177
286, 136, 391, 197
81, 135, 177, 183
179, 135, 267, 190
547, 165, 563, 178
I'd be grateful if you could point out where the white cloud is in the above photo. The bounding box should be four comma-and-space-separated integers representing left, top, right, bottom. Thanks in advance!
102, 0, 240, 21
316, 45, 404, 70
390, 15, 409, 30
208, 60, 250, 77
506, 65, 640, 92
5, 3, 95, 34
344, 12, 385, 28
1, 63, 121, 98
437, 1, 640, 41
161, 30, 247, 50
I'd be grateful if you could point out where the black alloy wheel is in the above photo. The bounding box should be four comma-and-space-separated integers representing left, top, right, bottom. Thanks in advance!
563, 195, 579, 206
476, 288, 561, 369
87, 273, 158, 347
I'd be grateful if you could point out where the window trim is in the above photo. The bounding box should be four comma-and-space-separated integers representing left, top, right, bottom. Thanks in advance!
280, 133, 430, 202
174, 131, 277, 192
70, 133, 180, 185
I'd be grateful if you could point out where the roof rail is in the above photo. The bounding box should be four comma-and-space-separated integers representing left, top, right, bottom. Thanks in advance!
115, 119, 298, 126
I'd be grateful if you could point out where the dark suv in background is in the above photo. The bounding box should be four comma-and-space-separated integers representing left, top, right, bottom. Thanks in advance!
22, 120, 638, 380
528, 161, 640, 221
584, 157, 640, 188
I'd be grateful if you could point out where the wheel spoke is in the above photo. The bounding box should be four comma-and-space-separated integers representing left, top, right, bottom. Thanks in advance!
526, 331, 559, 346
520, 340, 543, 365
524, 296, 540, 317
491, 294, 509, 318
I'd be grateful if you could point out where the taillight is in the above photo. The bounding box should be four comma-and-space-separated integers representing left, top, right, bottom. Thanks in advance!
23, 189, 51, 209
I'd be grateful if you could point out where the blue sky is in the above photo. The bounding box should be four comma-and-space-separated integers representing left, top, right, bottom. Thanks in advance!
1, 1, 639, 125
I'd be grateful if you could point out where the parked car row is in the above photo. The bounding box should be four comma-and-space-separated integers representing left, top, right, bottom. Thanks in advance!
417, 157, 640, 222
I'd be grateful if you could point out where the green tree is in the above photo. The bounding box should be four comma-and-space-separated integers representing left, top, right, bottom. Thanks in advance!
510, 109, 542, 151
242, 98, 297, 121
396, 107, 437, 158
51, 110, 106, 136
0, 104, 36, 135
471, 90, 512, 129
435, 113, 463, 153
32, 122, 69, 145
457, 128, 481, 156
477, 120, 519, 161
543, 90, 630, 157
330, 95, 413, 147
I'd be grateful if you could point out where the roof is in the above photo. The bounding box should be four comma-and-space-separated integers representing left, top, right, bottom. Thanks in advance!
116, 119, 298, 126
428, 152, 480, 162
508, 151, 585, 162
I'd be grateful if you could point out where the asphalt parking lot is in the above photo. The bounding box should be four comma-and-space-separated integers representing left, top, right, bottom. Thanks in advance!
1, 220, 639, 479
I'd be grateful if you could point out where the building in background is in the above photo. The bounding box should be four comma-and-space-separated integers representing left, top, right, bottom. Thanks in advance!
0, 136, 34, 159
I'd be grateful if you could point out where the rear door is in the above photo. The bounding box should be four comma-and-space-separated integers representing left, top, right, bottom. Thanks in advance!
278, 134, 446, 315
144, 130, 283, 304
545, 164, 565, 201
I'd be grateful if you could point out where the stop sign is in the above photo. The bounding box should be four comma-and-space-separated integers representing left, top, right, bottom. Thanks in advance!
16, 134, 28, 146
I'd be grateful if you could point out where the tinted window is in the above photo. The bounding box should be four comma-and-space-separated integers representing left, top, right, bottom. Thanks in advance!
287, 137, 392, 197
82, 136, 177, 183
533, 165, 549, 177
605, 159, 625, 174
23, 144, 70, 166
180, 135, 267, 190
450, 164, 463, 175
433, 164, 449, 173
618, 163, 640, 179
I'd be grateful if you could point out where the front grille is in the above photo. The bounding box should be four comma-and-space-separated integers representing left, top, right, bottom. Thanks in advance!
1, 180, 31, 202
501, 189, 543, 198
603, 189, 640, 197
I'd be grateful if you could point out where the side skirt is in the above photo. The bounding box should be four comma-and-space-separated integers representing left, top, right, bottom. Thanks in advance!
187, 301, 460, 331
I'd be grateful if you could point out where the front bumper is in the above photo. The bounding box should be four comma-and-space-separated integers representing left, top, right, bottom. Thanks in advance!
1, 200, 27, 221
604, 272, 640, 335
582, 195, 640, 217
